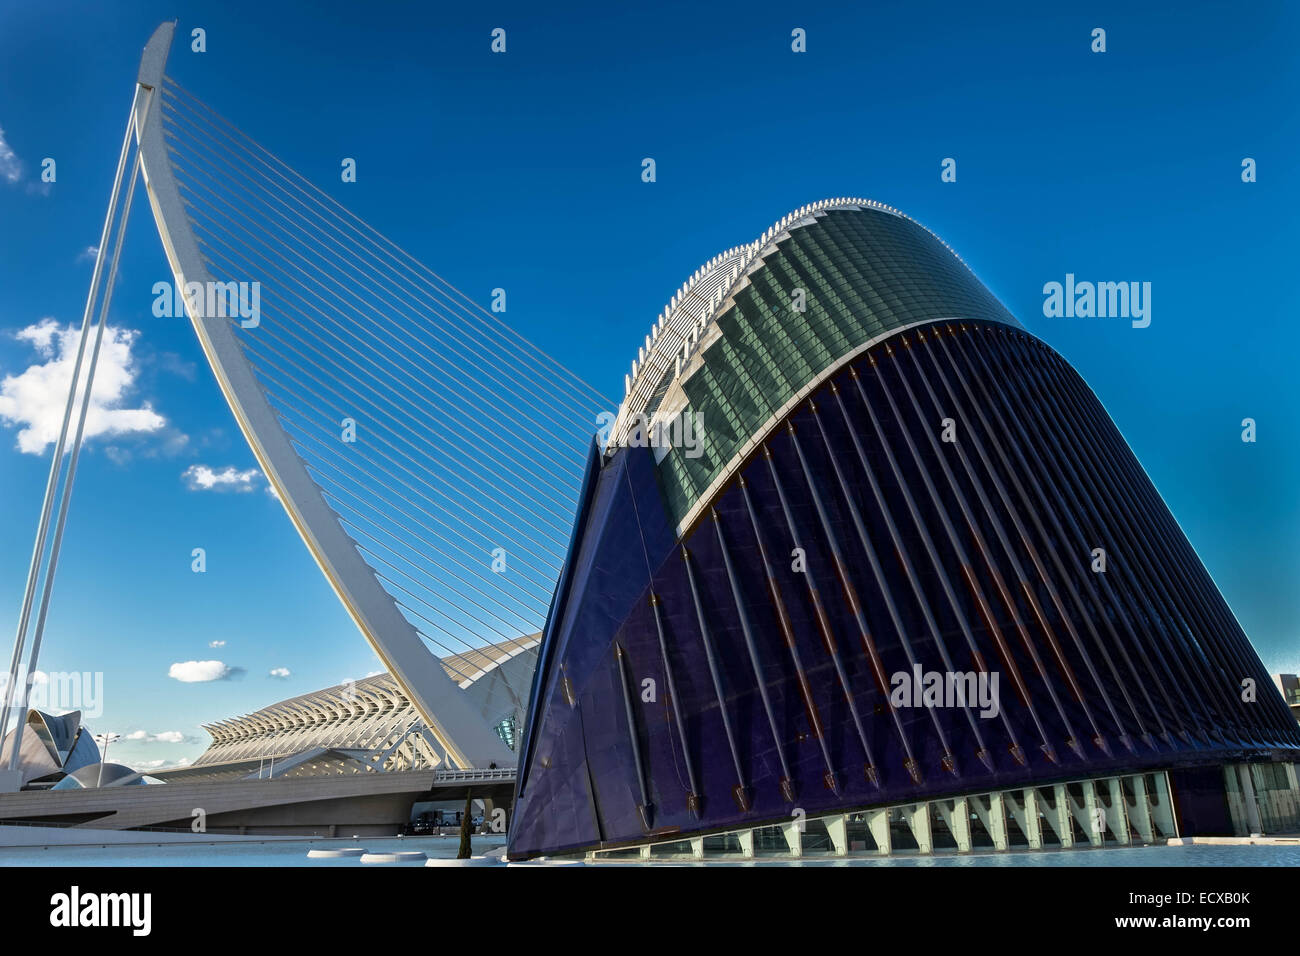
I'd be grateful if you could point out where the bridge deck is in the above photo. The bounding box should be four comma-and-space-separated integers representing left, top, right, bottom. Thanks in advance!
0, 769, 515, 833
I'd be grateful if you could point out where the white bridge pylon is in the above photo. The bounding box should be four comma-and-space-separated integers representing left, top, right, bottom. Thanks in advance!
127, 22, 600, 768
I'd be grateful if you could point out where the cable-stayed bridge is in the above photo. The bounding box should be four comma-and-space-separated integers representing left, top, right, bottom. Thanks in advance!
2, 22, 609, 779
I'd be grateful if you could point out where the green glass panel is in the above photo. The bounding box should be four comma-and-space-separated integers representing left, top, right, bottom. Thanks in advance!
655, 207, 1018, 528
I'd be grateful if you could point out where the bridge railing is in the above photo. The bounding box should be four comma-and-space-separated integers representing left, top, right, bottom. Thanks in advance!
431, 767, 516, 783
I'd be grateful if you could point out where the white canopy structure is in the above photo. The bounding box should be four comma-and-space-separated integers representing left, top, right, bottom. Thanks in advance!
0, 710, 101, 788
153, 637, 538, 784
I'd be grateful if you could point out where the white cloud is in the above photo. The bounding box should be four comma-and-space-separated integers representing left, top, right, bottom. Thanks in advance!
208, 640, 226, 648
77, 245, 99, 263
120, 729, 188, 744
0, 319, 166, 454
102, 429, 188, 467
181, 464, 262, 492
135, 757, 192, 770
0, 125, 21, 185
268, 667, 291, 679
168, 660, 233, 683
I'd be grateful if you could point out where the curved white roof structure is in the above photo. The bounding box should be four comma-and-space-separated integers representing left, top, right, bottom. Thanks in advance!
154, 637, 539, 784
52, 762, 148, 789
610, 197, 971, 447
0, 709, 101, 787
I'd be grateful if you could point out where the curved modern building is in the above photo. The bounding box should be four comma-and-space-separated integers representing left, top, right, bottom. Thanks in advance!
154, 636, 540, 784
0, 709, 101, 789
508, 198, 1300, 859
51, 763, 147, 790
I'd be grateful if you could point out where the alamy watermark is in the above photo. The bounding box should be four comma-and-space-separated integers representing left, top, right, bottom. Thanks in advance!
596, 410, 704, 458
0, 671, 104, 718
889, 665, 1000, 719
152, 280, 261, 328
1042, 274, 1150, 328
49, 886, 151, 936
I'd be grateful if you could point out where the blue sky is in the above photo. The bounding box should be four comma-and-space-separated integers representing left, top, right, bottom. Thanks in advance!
0, 0, 1296, 769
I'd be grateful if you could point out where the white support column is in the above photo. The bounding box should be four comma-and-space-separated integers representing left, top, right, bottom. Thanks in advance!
1276, 780, 1294, 831
972, 793, 1008, 851
1264, 770, 1288, 830
1128, 775, 1155, 844
1035, 788, 1064, 846
1101, 777, 1127, 844
867, 808, 891, 856
1263, 783, 1282, 832
1069, 780, 1104, 847
825, 813, 848, 856
1237, 764, 1263, 835
6, 82, 150, 784
782, 820, 803, 858
1150, 772, 1177, 838
1026, 788, 1043, 848
738, 829, 755, 859
990, 792, 1008, 850
1052, 784, 1075, 847
1283, 765, 1300, 829
1007, 788, 1042, 849
952, 797, 972, 852
690, 837, 704, 860
639, 844, 651, 860
0, 77, 147, 787
934, 798, 971, 852
1252, 766, 1274, 832
1227, 770, 1248, 837
905, 803, 932, 854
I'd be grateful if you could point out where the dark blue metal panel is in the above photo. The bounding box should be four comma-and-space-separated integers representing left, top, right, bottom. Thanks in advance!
508, 322, 1300, 859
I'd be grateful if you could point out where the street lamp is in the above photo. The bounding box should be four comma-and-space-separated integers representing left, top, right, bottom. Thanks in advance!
93, 733, 120, 788
266, 729, 279, 780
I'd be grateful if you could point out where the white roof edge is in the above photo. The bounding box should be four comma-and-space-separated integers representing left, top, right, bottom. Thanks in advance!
609, 198, 967, 446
